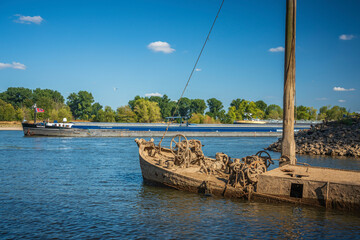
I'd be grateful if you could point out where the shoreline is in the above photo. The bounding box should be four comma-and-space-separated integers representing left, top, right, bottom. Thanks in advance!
0, 127, 22, 131
0, 121, 22, 131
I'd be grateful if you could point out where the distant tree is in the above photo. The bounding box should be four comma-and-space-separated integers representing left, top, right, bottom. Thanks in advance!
23, 98, 34, 108
308, 107, 317, 120
116, 105, 137, 122
227, 106, 237, 123
36, 96, 55, 119
33, 88, 64, 104
229, 99, 265, 120
48, 106, 73, 122
237, 100, 249, 119
20, 107, 33, 121
229, 99, 247, 120
0, 99, 16, 121
296, 105, 310, 120
267, 110, 280, 119
50, 109, 59, 122
190, 99, 207, 115
206, 98, 223, 120
203, 115, 219, 124
255, 100, 267, 112
67, 91, 94, 120
326, 106, 348, 120
58, 106, 73, 121
91, 102, 103, 121
96, 109, 105, 122
128, 95, 142, 111
15, 108, 24, 121
102, 106, 116, 122
217, 109, 230, 123
188, 113, 204, 124
318, 106, 328, 120
296, 106, 317, 120
316, 105, 347, 121
178, 97, 192, 117
0, 87, 33, 108
246, 101, 265, 119
265, 104, 283, 119
164, 100, 177, 119
230, 98, 244, 110
149, 95, 176, 119
133, 99, 161, 123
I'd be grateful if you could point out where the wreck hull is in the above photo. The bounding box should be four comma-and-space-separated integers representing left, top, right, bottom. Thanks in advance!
138, 145, 246, 198
138, 142, 360, 211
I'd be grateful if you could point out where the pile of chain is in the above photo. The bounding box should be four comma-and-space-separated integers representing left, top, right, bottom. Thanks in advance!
168, 134, 274, 193
226, 151, 273, 192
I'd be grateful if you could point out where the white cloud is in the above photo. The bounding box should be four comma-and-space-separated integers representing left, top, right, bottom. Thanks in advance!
268, 46, 284, 52
339, 34, 355, 40
333, 87, 355, 91
0, 62, 26, 70
14, 14, 44, 24
147, 41, 175, 54
315, 97, 328, 101
145, 92, 163, 97
338, 100, 346, 103
195, 68, 202, 72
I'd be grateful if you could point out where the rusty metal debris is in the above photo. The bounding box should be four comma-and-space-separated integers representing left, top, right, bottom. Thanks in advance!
136, 134, 274, 197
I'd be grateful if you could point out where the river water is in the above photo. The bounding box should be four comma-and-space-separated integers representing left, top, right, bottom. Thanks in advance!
1, 131, 359, 239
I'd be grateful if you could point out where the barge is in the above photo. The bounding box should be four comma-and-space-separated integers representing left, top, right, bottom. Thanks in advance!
22, 121, 310, 137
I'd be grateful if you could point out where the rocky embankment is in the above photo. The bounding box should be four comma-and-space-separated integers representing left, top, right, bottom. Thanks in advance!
266, 117, 360, 157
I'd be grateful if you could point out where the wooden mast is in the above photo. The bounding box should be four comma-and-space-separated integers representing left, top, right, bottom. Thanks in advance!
281, 0, 296, 166
33, 104, 37, 124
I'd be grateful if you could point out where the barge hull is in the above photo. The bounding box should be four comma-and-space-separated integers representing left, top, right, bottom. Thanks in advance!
23, 126, 283, 137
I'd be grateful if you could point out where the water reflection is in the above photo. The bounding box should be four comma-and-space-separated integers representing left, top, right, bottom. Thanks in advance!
137, 183, 360, 239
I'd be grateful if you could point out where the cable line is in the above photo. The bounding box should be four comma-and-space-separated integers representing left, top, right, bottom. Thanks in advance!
159, 0, 225, 147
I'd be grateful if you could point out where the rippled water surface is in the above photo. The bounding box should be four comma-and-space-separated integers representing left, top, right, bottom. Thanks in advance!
1, 131, 360, 239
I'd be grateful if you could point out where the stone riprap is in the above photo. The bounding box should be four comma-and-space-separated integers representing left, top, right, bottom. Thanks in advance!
266, 117, 360, 157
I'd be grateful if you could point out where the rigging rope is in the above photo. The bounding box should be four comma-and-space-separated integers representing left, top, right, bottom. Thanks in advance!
158, 0, 225, 148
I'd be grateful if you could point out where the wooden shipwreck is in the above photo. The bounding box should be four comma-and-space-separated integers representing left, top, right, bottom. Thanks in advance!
136, 135, 274, 199
136, 135, 360, 211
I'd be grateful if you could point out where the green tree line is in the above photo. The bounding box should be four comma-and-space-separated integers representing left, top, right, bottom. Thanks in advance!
0, 87, 352, 123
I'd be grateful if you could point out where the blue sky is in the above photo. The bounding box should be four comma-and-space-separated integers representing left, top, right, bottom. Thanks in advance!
1, 0, 359, 112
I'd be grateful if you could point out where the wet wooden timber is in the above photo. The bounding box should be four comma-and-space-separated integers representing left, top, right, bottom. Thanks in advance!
257, 165, 360, 211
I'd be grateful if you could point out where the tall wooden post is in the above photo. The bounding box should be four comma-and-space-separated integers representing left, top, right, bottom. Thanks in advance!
281, 0, 296, 166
